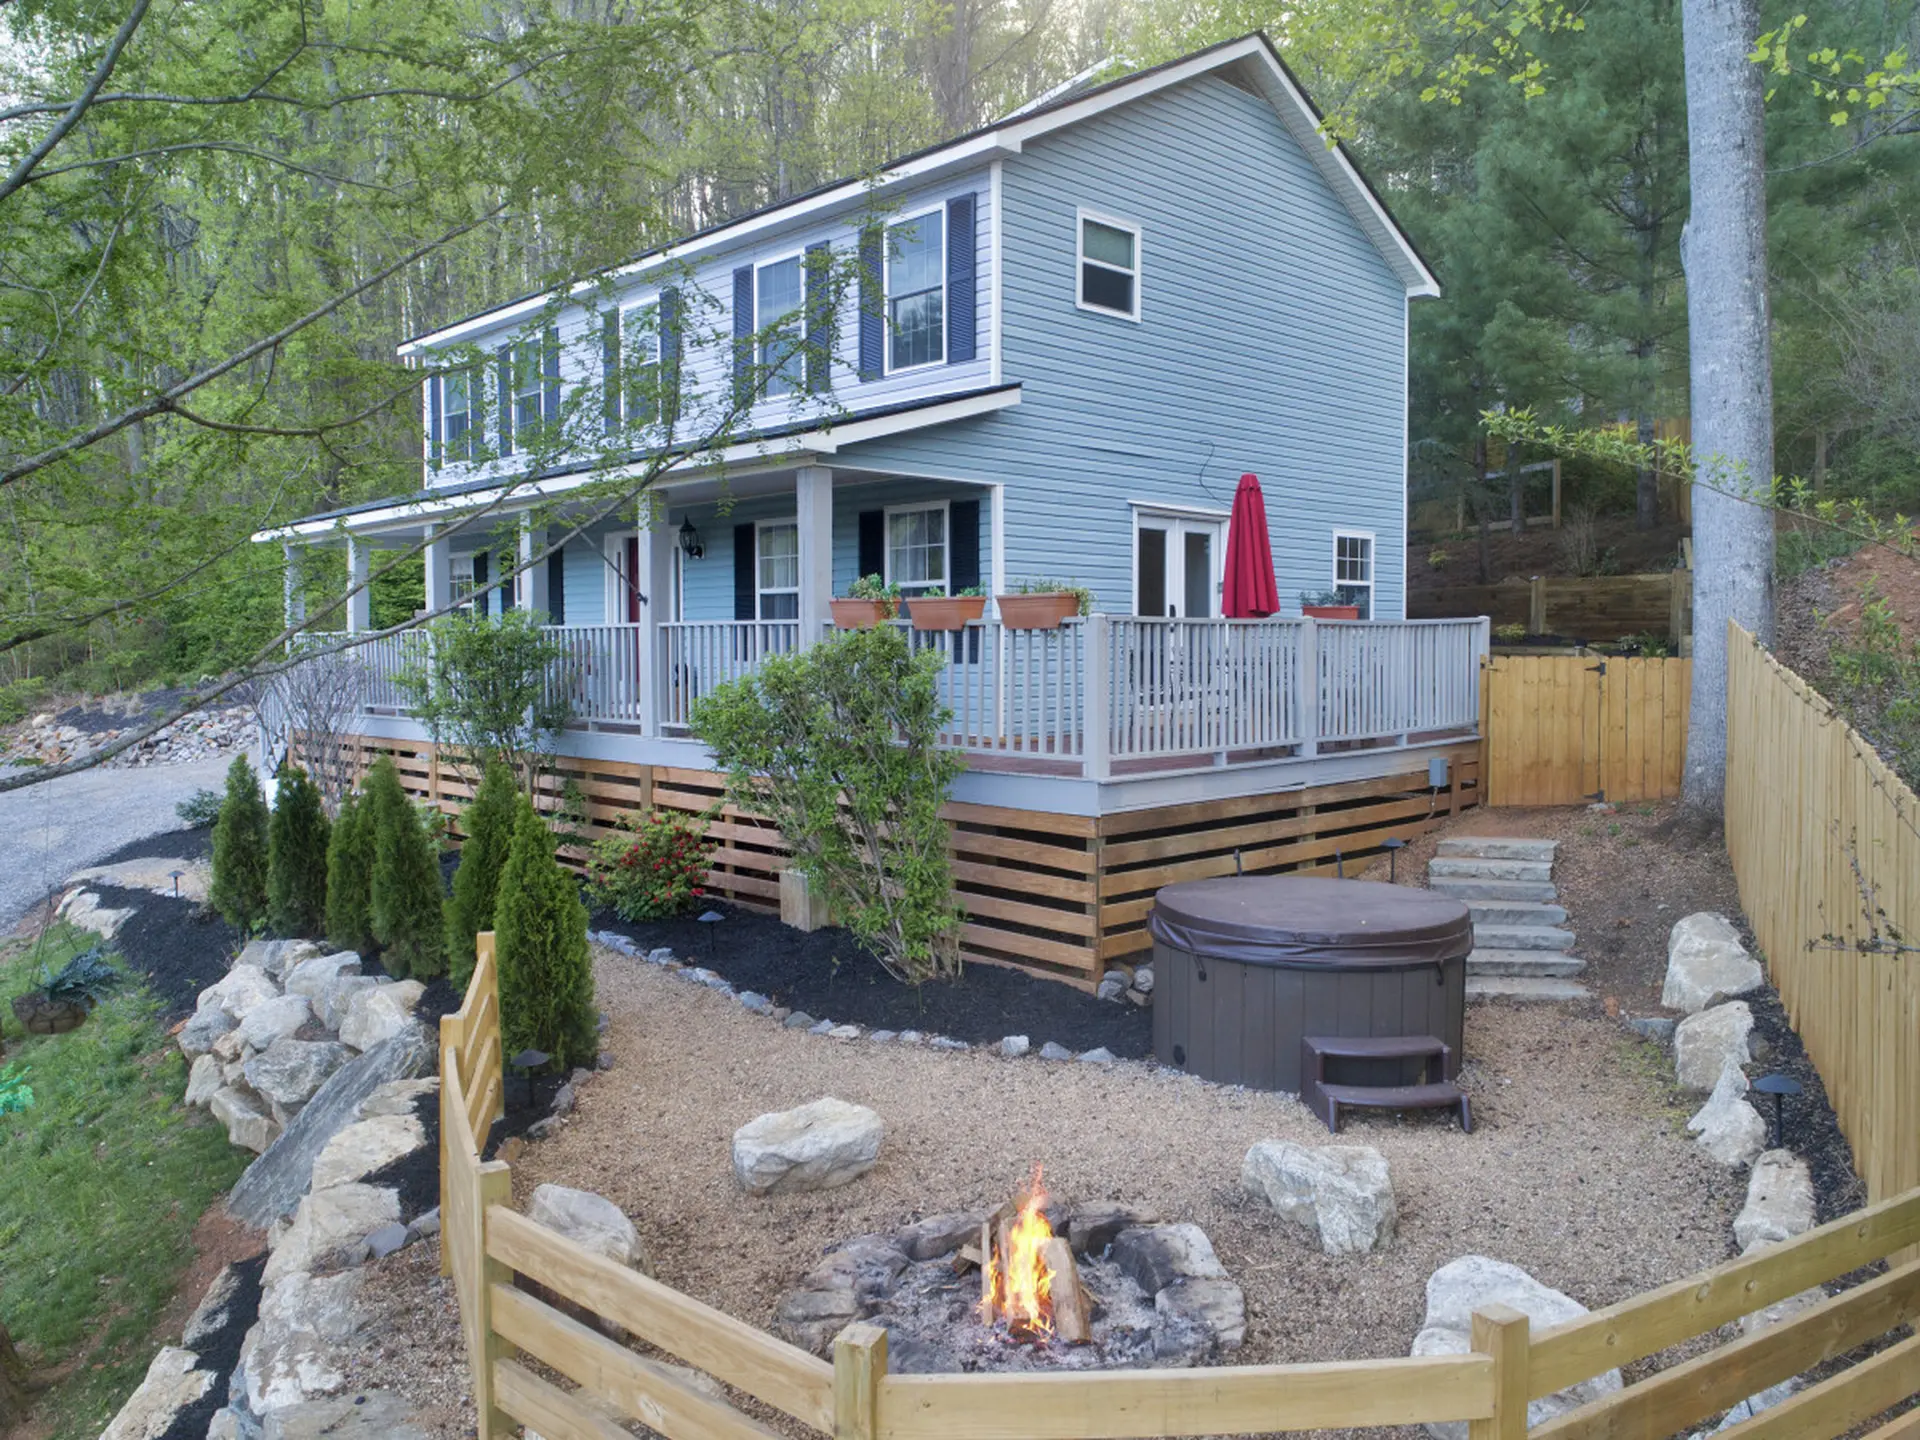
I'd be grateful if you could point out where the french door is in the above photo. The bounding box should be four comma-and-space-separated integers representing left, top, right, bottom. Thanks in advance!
1135, 514, 1224, 618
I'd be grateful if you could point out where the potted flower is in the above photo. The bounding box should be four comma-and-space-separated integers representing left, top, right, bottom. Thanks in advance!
907, 586, 987, 631
995, 579, 1094, 630
10, 948, 120, 1036
830, 574, 900, 628
1299, 588, 1361, 621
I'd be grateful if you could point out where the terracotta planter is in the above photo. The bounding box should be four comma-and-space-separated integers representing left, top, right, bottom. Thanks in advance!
995, 593, 1081, 630
11, 993, 89, 1035
907, 596, 986, 631
829, 598, 894, 629
1302, 604, 1361, 621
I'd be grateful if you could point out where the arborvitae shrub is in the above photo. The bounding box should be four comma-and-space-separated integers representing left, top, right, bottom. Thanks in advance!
325, 788, 377, 955
209, 754, 270, 932
267, 765, 331, 937
364, 756, 446, 980
445, 761, 518, 987
494, 799, 596, 1070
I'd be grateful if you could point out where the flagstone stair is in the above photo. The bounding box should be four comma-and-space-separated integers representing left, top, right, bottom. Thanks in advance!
1429, 837, 1590, 1001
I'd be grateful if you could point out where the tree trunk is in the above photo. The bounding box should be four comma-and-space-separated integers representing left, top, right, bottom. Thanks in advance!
1679, 0, 1775, 816
0, 1319, 30, 1427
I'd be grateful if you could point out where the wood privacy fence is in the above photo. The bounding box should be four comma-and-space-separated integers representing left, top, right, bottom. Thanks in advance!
1725, 622, 1920, 1203
1482, 654, 1691, 806
1412, 571, 1692, 647
440, 940, 1920, 1440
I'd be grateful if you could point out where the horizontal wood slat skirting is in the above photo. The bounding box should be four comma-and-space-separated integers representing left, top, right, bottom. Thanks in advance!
333, 738, 1479, 989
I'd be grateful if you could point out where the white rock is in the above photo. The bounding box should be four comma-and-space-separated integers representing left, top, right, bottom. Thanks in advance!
244, 1040, 353, 1110
1687, 1062, 1770, 1168
1734, 1150, 1817, 1252
1241, 1140, 1397, 1255
1663, 914, 1764, 1014
1674, 1001, 1756, 1093
264, 1184, 402, 1285
310, 1114, 427, 1192
99, 1345, 215, 1440
315, 974, 379, 1032
339, 981, 424, 1052
999, 1035, 1031, 1058
1154, 1276, 1247, 1352
237, 938, 328, 982
1740, 1285, 1827, 1338
210, 1086, 280, 1153
285, 951, 364, 1001
238, 993, 314, 1051
528, 1184, 649, 1271
356, 1077, 438, 1120
1412, 1256, 1622, 1440
732, 1098, 884, 1195
179, 1003, 238, 1059
59, 889, 135, 939
241, 1269, 366, 1414
185, 1053, 224, 1107
198, 963, 281, 1022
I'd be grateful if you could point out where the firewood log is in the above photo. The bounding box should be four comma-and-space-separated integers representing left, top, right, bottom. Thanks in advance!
1039, 1237, 1092, 1344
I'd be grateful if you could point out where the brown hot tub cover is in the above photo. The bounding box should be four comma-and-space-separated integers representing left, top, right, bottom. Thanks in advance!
1147, 877, 1473, 968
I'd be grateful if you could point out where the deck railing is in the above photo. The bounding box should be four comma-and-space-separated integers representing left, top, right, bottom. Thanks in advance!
656, 620, 804, 730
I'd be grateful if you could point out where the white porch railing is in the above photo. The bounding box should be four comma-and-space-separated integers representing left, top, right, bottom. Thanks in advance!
656, 620, 803, 729
1105, 618, 1306, 759
545, 624, 647, 723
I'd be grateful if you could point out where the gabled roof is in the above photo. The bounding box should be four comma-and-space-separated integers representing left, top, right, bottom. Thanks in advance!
398, 33, 1436, 356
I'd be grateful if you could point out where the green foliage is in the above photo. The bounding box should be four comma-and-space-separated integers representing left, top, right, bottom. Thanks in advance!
35, 949, 121, 1007
325, 789, 378, 956
587, 810, 717, 922
445, 762, 519, 986
209, 755, 270, 932
0, 1063, 31, 1116
268, 767, 332, 938
397, 612, 574, 788
0, 679, 49, 728
176, 788, 225, 828
691, 625, 962, 984
1827, 587, 1920, 789
494, 800, 597, 1070
1006, 579, 1094, 614
845, 574, 901, 609
364, 757, 446, 980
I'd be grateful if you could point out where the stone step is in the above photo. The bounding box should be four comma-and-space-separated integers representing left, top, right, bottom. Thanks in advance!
1464, 901, 1568, 928
1428, 857, 1555, 883
1466, 949, 1587, 978
1436, 837, 1559, 862
1466, 976, 1593, 1001
1429, 876, 1561, 904
1471, 924, 1576, 952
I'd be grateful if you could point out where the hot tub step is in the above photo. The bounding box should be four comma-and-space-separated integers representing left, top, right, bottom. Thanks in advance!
1467, 975, 1593, 1001
1312, 1080, 1472, 1133
1471, 923, 1575, 952
1465, 901, 1568, 928
1466, 949, 1586, 977
1430, 876, 1561, 904
1428, 857, 1555, 883
1437, 837, 1558, 862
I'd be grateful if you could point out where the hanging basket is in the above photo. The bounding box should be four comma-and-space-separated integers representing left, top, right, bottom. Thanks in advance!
11, 993, 89, 1036
995, 593, 1081, 630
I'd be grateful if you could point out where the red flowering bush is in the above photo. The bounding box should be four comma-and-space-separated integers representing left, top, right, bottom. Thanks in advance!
586, 809, 717, 921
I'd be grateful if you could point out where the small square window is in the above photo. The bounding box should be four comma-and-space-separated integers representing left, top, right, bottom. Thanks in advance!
1333, 532, 1374, 619
1078, 214, 1140, 320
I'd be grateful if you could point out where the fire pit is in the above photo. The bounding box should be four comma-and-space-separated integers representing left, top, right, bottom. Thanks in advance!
773, 1171, 1246, 1373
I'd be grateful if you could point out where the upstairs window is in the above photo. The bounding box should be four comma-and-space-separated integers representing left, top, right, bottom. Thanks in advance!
886, 503, 947, 596
757, 521, 799, 619
1334, 530, 1374, 619
511, 342, 546, 435
1078, 212, 1140, 320
615, 302, 661, 427
757, 255, 805, 398
443, 372, 473, 463
886, 209, 945, 372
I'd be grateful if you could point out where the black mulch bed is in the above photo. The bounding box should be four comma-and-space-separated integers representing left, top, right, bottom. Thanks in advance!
153, 1252, 265, 1440
590, 902, 1151, 1057
55, 685, 200, 737
1745, 986, 1868, 1226
364, 1084, 443, 1220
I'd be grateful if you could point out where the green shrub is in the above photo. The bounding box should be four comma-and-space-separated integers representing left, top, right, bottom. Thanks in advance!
175, 788, 224, 827
445, 761, 518, 986
324, 788, 377, 954
495, 799, 596, 1070
690, 624, 962, 984
364, 756, 445, 979
587, 810, 716, 922
395, 611, 573, 787
267, 766, 331, 938
208, 755, 269, 931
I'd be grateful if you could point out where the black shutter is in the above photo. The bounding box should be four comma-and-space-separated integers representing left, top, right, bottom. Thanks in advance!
498, 550, 515, 611
429, 374, 443, 468
950, 498, 980, 590
947, 195, 976, 363
857, 510, 884, 580
547, 551, 566, 625
471, 550, 489, 615
858, 226, 883, 380
732, 265, 755, 409
660, 287, 683, 431
804, 241, 832, 394
733, 523, 756, 620
602, 312, 621, 435
542, 325, 560, 429
497, 344, 514, 456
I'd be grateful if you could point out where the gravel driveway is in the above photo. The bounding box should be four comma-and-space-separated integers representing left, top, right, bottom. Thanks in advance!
0, 756, 235, 932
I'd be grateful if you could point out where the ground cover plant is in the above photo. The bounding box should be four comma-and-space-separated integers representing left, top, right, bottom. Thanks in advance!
0, 926, 246, 1440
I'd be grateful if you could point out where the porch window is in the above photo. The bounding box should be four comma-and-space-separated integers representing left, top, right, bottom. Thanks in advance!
886, 209, 945, 372
1078, 212, 1140, 320
443, 372, 474, 463
886, 504, 947, 595
757, 521, 800, 619
1334, 530, 1374, 619
757, 255, 805, 398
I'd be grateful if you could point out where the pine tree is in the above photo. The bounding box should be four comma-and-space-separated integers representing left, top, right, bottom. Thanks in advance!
494, 798, 596, 1070
325, 788, 377, 955
364, 756, 446, 980
267, 765, 331, 937
209, 754, 270, 931
445, 760, 519, 988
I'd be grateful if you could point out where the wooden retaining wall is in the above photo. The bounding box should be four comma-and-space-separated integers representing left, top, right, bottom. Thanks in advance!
1413, 570, 1690, 646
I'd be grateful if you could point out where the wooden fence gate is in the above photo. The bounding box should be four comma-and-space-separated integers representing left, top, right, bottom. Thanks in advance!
1483, 655, 1691, 806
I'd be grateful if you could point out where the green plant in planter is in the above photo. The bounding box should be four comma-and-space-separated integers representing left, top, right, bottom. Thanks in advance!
1299, 588, 1347, 608
1008, 579, 1095, 614
1494, 622, 1528, 643
38, 949, 120, 1007
846, 574, 901, 605
209, 755, 270, 931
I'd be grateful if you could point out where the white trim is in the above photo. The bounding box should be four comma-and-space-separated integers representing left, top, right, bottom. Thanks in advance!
881, 203, 948, 376
1331, 527, 1376, 618
1075, 208, 1142, 322
1132, 506, 1225, 617
988, 161, 1004, 386
1399, 297, 1410, 620
753, 515, 801, 619
603, 533, 628, 625
1126, 497, 1229, 519
988, 482, 1006, 600
881, 499, 951, 594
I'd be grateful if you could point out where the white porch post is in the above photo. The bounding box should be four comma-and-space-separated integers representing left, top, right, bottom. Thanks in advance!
635, 493, 674, 736
795, 464, 834, 639
345, 537, 371, 635
424, 531, 452, 616
1297, 616, 1319, 758
282, 543, 306, 633
519, 514, 549, 618
1085, 613, 1111, 780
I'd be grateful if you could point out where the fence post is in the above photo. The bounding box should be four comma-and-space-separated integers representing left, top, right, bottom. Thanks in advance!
1297, 617, 1318, 757
833, 1322, 888, 1440
1085, 614, 1112, 780
1528, 577, 1547, 636
438, 1015, 467, 1280
467, 1158, 515, 1440
1468, 1303, 1530, 1440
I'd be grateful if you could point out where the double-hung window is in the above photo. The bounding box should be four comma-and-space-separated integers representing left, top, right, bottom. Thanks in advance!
511, 343, 546, 436
1334, 531, 1374, 619
620, 303, 661, 426
442, 372, 474, 463
757, 521, 800, 619
1078, 211, 1141, 320
886, 209, 945, 371
756, 256, 805, 398
885, 504, 947, 596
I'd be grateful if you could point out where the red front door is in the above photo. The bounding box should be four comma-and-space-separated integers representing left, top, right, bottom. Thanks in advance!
624, 537, 642, 623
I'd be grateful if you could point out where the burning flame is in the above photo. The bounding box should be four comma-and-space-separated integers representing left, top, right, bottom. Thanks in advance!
982, 1165, 1055, 1338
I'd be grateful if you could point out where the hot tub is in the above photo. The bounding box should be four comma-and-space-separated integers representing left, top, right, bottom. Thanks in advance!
1147, 876, 1472, 1093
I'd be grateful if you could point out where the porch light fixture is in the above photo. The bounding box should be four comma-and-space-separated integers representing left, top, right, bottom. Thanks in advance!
678, 518, 704, 560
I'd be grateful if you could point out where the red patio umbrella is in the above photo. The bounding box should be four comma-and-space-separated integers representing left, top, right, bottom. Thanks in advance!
1222, 472, 1280, 619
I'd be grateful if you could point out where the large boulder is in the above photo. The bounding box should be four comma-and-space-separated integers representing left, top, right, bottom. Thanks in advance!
339, 981, 425, 1052
263, 1183, 401, 1285
284, 951, 363, 1002
731, 1098, 884, 1195
314, 974, 380, 1033
179, 1004, 239, 1060
1674, 1001, 1756, 1093
1687, 1062, 1769, 1169
239, 939, 330, 986
1241, 1140, 1397, 1255
1663, 914, 1765, 1014
185, 1053, 225, 1107
309, 1114, 427, 1192
99, 1346, 216, 1440
1411, 1256, 1622, 1440
244, 1040, 353, 1113
237, 993, 314, 1052
528, 1184, 650, 1271
1735, 1150, 1816, 1252
1111, 1223, 1226, 1295
228, 1026, 434, 1227
240, 1269, 366, 1415
772, 1235, 909, 1354
211, 1086, 280, 1154
198, 964, 281, 1023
